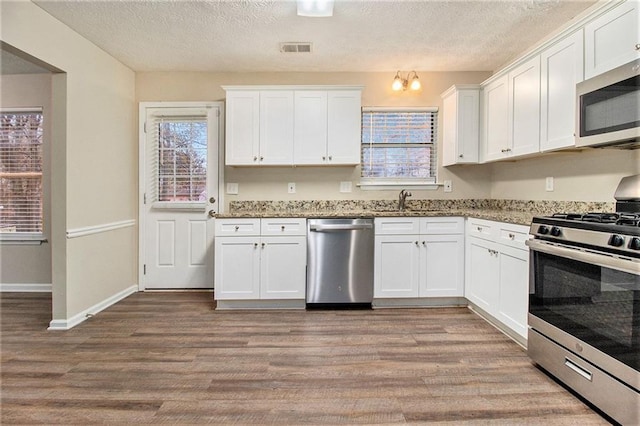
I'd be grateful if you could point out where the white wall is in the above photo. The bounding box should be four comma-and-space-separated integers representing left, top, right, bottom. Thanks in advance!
136, 71, 494, 210
490, 149, 640, 201
1, 2, 137, 323
0, 74, 52, 288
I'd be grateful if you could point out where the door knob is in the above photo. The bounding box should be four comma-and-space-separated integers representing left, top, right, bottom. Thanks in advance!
208, 210, 216, 218
209, 197, 216, 204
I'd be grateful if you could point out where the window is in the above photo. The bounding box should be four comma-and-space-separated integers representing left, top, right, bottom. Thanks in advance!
157, 118, 207, 202
0, 110, 44, 237
145, 107, 210, 207
361, 107, 438, 186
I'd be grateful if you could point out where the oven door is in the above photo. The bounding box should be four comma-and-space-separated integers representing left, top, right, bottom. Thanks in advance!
527, 239, 640, 389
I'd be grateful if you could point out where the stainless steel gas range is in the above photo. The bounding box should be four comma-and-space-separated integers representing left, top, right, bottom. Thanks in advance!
526, 175, 640, 425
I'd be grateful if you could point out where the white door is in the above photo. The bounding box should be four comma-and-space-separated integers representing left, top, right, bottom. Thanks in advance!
141, 103, 220, 289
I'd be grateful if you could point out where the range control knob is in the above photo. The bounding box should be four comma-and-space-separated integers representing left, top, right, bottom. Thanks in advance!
550, 227, 562, 237
608, 234, 625, 247
538, 225, 550, 235
628, 237, 640, 250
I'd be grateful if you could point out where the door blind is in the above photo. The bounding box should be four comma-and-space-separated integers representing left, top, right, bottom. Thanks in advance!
146, 109, 208, 204
0, 110, 44, 234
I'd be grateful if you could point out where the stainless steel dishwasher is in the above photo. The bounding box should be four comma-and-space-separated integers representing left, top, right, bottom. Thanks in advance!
306, 218, 374, 308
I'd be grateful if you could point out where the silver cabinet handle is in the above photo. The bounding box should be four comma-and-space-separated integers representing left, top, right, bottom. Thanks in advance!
508, 233, 515, 240
322, 156, 326, 161
422, 241, 426, 246
281, 225, 285, 231
235, 226, 239, 231
260, 156, 264, 161
636, 43, 640, 51
459, 154, 464, 158
476, 226, 482, 232
253, 156, 258, 161
254, 243, 258, 248
261, 242, 266, 248
328, 155, 332, 161
415, 241, 419, 246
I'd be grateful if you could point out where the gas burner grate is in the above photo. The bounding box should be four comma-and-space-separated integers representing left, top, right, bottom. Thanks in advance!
551, 213, 584, 220
615, 214, 640, 227
581, 212, 620, 223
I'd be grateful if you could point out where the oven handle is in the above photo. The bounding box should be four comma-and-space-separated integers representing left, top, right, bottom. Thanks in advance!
525, 239, 639, 275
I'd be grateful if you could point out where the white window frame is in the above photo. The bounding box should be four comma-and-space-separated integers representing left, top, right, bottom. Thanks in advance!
0, 107, 47, 245
359, 106, 440, 190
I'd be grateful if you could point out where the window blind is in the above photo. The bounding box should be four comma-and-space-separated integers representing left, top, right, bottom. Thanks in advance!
361, 108, 438, 182
145, 109, 208, 204
0, 110, 44, 234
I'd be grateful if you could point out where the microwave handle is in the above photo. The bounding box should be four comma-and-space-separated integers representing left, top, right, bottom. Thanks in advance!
526, 239, 639, 275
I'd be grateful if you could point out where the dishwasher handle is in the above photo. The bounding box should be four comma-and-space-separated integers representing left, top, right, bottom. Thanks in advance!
309, 223, 373, 232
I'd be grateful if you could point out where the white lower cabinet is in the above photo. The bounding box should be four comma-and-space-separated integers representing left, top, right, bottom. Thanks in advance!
214, 218, 306, 302
465, 218, 530, 340
374, 217, 465, 299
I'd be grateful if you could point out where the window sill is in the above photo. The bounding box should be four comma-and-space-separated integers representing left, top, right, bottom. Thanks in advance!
357, 180, 441, 191
0, 235, 48, 245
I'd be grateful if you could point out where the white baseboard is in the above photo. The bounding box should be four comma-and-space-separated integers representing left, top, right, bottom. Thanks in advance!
48, 285, 137, 331
0, 283, 52, 292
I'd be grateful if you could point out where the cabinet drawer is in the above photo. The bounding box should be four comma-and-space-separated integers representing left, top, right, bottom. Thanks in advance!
467, 218, 495, 240
374, 218, 420, 235
498, 224, 530, 250
215, 218, 261, 236
420, 217, 464, 235
261, 218, 306, 236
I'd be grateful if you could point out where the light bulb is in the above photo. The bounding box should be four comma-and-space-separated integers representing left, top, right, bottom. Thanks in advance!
392, 77, 403, 91
410, 76, 421, 91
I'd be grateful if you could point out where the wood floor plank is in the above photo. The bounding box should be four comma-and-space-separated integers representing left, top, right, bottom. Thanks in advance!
0, 291, 612, 424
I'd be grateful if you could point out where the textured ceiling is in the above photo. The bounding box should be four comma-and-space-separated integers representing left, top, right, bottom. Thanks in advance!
31, 0, 598, 73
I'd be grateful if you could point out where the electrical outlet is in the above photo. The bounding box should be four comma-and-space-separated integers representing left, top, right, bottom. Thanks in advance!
443, 180, 452, 193
545, 177, 554, 192
288, 182, 296, 194
226, 183, 238, 195
339, 181, 352, 193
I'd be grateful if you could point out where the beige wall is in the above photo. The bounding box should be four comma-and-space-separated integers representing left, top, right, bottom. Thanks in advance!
490, 149, 640, 202
1, 2, 137, 322
0, 74, 52, 285
137, 71, 494, 210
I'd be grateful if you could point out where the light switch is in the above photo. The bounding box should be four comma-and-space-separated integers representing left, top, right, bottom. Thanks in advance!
545, 177, 554, 192
288, 182, 296, 194
444, 180, 452, 193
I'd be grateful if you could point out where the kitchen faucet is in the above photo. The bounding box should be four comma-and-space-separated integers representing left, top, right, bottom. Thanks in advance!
398, 189, 412, 211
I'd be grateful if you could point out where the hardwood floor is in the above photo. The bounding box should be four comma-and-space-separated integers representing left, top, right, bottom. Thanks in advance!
1, 292, 610, 424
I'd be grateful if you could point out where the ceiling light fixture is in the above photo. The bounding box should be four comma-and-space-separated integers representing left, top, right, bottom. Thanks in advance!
392, 71, 421, 91
297, 0, 334, 17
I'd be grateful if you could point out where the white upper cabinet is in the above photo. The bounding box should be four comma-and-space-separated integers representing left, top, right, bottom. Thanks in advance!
326, 91, 362, 164
508, 55, 541, 157
259, 91, 294, 165
293, 91, 328, 165
224, 86, 363, 166
225, 90, 260, 165
584, 1, 640, 80
540, 30, 584, 152
482, 75, 510, 162
441, 85, 480, 166
483, 56, 540, 161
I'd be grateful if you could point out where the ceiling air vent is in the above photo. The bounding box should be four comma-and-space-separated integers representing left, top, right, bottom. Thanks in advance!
280, 42, 312, 53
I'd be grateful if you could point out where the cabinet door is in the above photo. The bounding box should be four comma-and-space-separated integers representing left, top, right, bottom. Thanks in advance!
465, 237, 499, 314
294, 91, 328, 165
509, 56, 541, 157
374, 235, 420, 298
540, 30, 584, 152
225, 91, 260, 165
259, 90, 294, 165
584, 1, 640, 79
420, 234, 464, 297
482, 75, 510, 162
327, 90, 362, 165
260, 236, 306, 299
497, 246, 529, 339
442, 88, 480, 166
214, 237, 260, 300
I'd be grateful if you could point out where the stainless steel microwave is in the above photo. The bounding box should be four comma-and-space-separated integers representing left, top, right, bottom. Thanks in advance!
576, 59, 640, 149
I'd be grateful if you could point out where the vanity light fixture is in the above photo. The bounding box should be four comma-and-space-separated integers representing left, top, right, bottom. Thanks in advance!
297, 0, 334, 17
392, 71, 422, 91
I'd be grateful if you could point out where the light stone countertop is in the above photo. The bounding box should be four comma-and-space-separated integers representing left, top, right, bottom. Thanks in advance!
216, 199, 615, 226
